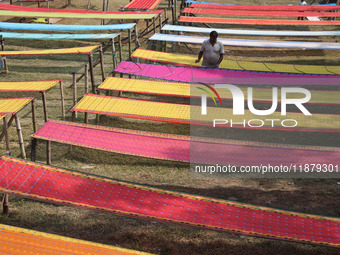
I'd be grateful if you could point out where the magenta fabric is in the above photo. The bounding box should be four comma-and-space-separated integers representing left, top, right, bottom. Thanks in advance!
114, 61, 340, 85
32, 120, 340, 167
33, 120, 189, 162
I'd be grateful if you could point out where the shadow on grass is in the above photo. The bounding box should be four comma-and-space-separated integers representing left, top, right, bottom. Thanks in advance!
156, 181, 340, 218
31, 141, 189, 169
5, 53, 89, 62
5, 65, 87, 74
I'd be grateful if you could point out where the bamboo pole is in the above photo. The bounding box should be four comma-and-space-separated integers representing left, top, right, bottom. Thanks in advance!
59, 81, 65, 119
31, 99, 37, 133
174, 0, 177, 24
171, 0, 175, 24
0, 115, 14, 143
134, 23, 139, 48
72, 73, 77, 120
85, 113, 89, 123
31, 138, 37, 162
99, 45, 105, 82
41, 91, 48, 122
46, 140, 51, 165
106, 0, 110, 11
118, 34, 122, 62
101, 0, 106, 25
164, 9, 168, 24
153, 17, 156, 34
3, 116, 10, 154
2, 194, 9, 216
111, 38, 116, 70
85, 64, 89, 94
128, 29, 132, 60
88, 53, 96, 93
1, 35, 8, 73
159, 14, 162, 32
14, 114, 26, 159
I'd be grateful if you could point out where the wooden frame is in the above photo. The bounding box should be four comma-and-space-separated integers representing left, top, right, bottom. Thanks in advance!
0, 81, 65, 121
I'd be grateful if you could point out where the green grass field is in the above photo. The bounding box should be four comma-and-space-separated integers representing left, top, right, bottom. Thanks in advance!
0, 0, 339, 254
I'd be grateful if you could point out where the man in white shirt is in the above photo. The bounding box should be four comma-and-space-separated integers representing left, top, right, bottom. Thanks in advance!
195, 31, 224, 68
298, 0, 307, 20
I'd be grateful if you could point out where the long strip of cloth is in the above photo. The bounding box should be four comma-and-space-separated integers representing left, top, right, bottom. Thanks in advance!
131, 48, 340, 75
0, 45, 99, 56
0, 32, 120, 40
114, 61, 340, 85
0, 223, 152, 255
98, 77, 340, 105
190, 3, 340, 11
149, 33, 340, 49
161, 24, 340, 37
178, 16, 340, 26
71, 94, 340, 132
183, 7, 340, 17
0, 3, 162, 14
0, 22, 135, 31
0, 155, 339, 247
32, 120, 340, 165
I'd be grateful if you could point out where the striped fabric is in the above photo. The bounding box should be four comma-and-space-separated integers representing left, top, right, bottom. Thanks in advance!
190, 3, 340, 11
131, 48, 340, 75
179, 16, 340, 25
0, 22, 136, 31
124, 0, 162, 9
0, 97, 33, 115
162, 24, 340, 37
115, 61, 340, 86
0, 80, 59, 92
186, 0, 227, 4
0, 3, 163, 14
0, 223, 152, 255
0, 155, 339, 247
98, 77, 340, 105
0, 10, 158, 20
32, 120, 340, 165
183, 7, 340, 17
72, 94, 190, 124
149, 33, 340, 49
0, 32, 120, 40
71, 94, 340, 132
33, 120, 190, 162
0, 45, 99, 56
98, 77, 190, 97
0, 3, 162, 19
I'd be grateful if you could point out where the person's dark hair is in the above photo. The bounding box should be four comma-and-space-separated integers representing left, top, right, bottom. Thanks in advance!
210, 30, 218, 38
